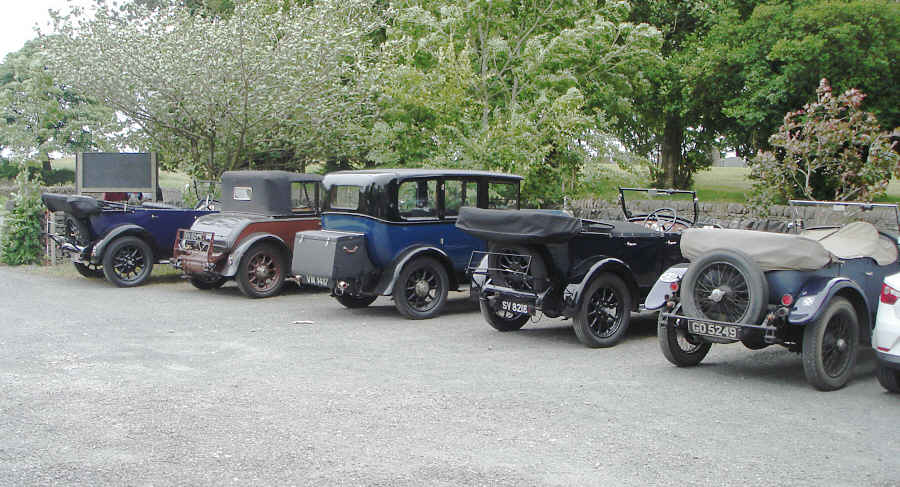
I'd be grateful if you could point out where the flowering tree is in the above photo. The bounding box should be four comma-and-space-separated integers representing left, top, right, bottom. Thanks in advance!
45, 0, 385, 178
749, 79, 899, 207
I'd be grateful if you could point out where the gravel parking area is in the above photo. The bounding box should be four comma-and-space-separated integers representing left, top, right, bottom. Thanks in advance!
1, 266, 898, 486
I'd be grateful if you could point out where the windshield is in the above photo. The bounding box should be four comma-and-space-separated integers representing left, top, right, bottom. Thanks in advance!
789, 200, 900, 234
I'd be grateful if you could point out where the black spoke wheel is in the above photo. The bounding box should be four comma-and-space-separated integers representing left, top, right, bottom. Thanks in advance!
335, 294, 378, 309
236, 242, 286, 299
802, 297, 859, 391
658, 309, 712, 366
876, 363, 900, 393
102, 236, 154, 287
479, 299, 530, 331
73, 262, 104, 278
190, 274, 227, 290
393, 257, 449, 319
681, 249, 768, 329
573, 273, 632, 348
63, 215, 91, 246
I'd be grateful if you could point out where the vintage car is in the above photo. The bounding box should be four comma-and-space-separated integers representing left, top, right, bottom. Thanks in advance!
650, 200, 900, 391
873, 272, 900, 393
172, 170, 322, 298
42, 193, 216, 287
617, 187, 701, 231
290, 169, 523, 319
457, 194, 692, 348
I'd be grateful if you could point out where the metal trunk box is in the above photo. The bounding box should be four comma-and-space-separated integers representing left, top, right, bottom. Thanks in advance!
291, 230, 375, 290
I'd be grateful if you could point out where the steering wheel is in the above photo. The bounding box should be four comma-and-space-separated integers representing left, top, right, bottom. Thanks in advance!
643, 207, 678, 232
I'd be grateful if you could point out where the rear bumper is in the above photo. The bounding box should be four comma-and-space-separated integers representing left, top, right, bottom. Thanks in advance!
659, 311, 780, 344
172, 250, 227, 275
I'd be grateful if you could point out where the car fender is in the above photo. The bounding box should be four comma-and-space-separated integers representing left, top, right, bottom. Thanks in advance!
644, 264, 689, 311
788, 277, 871, 329
221, 233, 288, 277
90, 224, 155, 264
379, 245, 456, 296
564, 257, 640, 312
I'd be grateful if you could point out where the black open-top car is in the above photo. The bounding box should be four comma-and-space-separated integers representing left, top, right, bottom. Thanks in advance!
651, 200, 900, 390
458, 200, 690, 348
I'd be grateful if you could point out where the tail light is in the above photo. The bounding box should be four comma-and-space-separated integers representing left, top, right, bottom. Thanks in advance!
669, 281, 679, 292
780, 294, 794, 307
881, 283, 899, 305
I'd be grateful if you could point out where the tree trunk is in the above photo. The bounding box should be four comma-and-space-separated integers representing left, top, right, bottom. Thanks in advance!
42, 157, 52, 172
659, 115, 682, 188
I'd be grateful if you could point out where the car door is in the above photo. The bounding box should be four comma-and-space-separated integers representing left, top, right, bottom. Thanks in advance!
439, 177, 483, 271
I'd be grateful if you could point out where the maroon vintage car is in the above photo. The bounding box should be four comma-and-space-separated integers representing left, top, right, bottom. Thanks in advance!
172, 170, 322, 298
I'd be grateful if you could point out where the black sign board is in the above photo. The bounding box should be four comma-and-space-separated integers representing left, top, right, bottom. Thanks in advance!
76, 152, 158, 195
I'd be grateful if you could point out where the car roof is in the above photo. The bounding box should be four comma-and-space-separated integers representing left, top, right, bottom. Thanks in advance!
328, 168, 522, 180
221, 170, 323, 184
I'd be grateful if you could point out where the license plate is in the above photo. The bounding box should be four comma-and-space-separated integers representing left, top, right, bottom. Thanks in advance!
500, 299, 534, 315
688, 320, 739, 340
304, 275, 331, 288
183, 230, 210, 243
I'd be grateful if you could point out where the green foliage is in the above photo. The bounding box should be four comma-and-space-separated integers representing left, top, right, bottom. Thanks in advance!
0, 159, 74, 184
748, 79, 899, 208
691, 0, 900, 157
0, 171, 45, 266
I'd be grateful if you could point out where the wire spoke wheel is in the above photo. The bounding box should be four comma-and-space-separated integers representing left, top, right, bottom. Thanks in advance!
693, 262, 751, 322
821, 314, 852, 378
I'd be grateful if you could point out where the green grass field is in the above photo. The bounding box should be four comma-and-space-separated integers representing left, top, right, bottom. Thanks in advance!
691, 167, 900, 203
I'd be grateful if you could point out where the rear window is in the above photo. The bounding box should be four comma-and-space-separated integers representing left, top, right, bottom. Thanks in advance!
488, 181, 518, 209
398, 179, 438, 219
330, 185, 360, 210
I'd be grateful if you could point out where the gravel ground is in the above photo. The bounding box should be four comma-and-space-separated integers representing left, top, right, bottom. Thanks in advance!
1, 266, 898, 486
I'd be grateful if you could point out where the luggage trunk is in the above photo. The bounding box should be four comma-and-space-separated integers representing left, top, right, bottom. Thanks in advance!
291, 230, 377, 294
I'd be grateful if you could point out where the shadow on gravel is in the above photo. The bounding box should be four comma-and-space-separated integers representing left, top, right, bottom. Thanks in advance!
335, 294, 481, 319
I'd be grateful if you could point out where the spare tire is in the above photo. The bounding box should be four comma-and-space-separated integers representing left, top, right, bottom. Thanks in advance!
681, 249, 768, 326
486, 242, 549, 293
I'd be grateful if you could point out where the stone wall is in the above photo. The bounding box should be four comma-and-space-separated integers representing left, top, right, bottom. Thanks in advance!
569, 198, 899, 233
0, 184, 184, 206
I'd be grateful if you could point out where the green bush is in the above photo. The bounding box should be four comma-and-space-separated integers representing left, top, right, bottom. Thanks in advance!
0, 159, 75, 185
0, 173, 46, 265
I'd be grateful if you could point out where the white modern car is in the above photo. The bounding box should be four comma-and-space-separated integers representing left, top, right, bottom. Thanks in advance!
874, 272, 900, 392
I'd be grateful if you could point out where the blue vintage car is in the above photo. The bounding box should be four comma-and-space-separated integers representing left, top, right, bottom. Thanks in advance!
291, 169, 523, 319
42, 193, 216, 287
650, 200, 900, 391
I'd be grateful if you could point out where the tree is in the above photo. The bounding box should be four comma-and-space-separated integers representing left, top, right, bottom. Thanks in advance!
689, 0, 900, 159
748, 79, 899, 207
45, 0, 384, 178
371, 1, 661, 205
0, 40, 113, 170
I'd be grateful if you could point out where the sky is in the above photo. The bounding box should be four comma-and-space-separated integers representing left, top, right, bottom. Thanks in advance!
0, 0, 94, 61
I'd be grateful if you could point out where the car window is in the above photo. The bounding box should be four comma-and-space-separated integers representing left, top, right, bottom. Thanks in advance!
488, 181, 518, 209
291, 182, 317, 213
398, 179, 437, 219
444, 179, 477, 217
330, 185, 360, 210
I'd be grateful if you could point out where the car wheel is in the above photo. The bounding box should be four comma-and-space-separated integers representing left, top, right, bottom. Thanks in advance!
479, 299, 530, 331
335, 294, 378, 309
189, 274, 227, 290
73, 262, 104, 278
486, 243, 549, 293
572, 273, 632, 348
658, 313, 712, 367
876, 363, 900, 393
236, 242, 286, 299
681, 249, 768, 329
393, 257, 449, 319
802, 297, 859, 391
63, 215, 91, 246
102, 236, 154, 287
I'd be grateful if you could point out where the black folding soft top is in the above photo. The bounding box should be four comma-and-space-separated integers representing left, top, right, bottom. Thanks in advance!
456, 207, 583, 243
41, 193, 102, 218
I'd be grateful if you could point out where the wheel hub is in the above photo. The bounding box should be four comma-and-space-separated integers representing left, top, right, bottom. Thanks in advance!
835, 338, 848, 352
255, 265, 271, 280
709, 288, 726, 303
414, 279, 431, 297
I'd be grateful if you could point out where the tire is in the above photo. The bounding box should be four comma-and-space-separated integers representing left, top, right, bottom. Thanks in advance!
876, 363, 900, 393
335, 294, 378, 309
101, 236, 154, 287
190, 274, 227, 290
802, 297, 859, 391
486, 243, 549, 293
658, 312, 712, 366
393, 257, 449, 319
479, 298, 530, 331
63, 215, 92, 246
235, 242, 286, 299
572, 273, 632, 348
73, 262, 104, 278
681, 249, 768, 327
